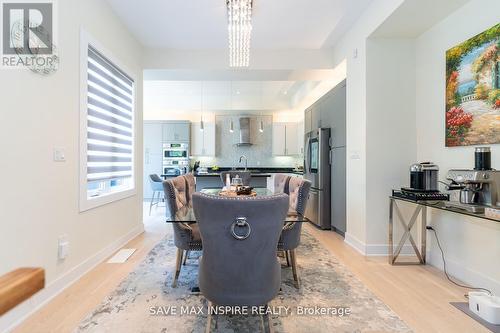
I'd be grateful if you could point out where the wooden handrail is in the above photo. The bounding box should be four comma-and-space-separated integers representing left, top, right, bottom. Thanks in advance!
0, 268, 45, 315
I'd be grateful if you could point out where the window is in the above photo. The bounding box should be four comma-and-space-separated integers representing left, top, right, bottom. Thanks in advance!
80, 31, 135, 211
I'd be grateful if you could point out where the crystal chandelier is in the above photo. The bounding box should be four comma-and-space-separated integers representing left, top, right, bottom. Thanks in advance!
227, 0, 253, 67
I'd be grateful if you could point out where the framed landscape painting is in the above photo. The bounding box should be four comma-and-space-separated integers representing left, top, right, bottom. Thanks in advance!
445, 23, 500, 147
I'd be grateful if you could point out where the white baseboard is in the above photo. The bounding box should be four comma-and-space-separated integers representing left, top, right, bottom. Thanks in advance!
426, 250, 500, 296
344, 233, 422, 256
344, 233, 367, 255
0, 224, 144, 333
343, 234, 500, 295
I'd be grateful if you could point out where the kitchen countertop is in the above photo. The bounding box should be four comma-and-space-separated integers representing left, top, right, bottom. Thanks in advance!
195, 172, 272, 178
194, 167, 303, 177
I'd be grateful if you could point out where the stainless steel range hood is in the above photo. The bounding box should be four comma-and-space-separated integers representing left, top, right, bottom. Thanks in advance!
236, 117, 252, 146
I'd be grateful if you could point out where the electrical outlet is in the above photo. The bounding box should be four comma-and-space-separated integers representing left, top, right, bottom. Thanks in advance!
58, 235, 69, 260
349, 150, 361, 160
53, 148, 66, 162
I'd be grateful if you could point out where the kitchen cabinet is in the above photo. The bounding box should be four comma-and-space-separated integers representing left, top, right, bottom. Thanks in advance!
162, 121, 190, 142
272, 123, 286, 156
311, 103, 322, 129
321, 82, 346, 147
191, 122, 215, 156
272, 122, 299, 156
143, 122, 163, 199
297, 120, 304, 155
285, 122, 298, 155
304, 108, 312, 133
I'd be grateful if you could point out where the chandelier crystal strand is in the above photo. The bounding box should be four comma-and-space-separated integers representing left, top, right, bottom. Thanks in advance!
227, 0, 252, 67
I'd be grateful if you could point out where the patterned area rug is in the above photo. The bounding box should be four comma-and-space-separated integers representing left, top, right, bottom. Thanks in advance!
77, 228, 412, 333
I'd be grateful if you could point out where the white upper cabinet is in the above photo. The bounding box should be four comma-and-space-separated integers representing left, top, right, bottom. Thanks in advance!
285, 122, 299, 155
191, 122, 215, 156
162, 121, 190, 142
272, 122, 299, 156
272, 123, 286, 156
297, 120, 304, 155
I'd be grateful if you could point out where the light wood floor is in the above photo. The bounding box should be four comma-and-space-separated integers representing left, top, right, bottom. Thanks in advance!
14, 206, 487, 333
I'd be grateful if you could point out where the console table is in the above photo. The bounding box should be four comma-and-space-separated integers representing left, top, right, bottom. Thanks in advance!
388, 196, 500, 265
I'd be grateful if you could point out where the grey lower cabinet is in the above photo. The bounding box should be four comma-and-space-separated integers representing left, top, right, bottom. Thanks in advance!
195, 176, 268, 191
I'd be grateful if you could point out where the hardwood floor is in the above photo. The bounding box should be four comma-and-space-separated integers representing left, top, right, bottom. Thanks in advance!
14, 205, 486, 333
14, 205, 167, 333
305, 224, 487, 333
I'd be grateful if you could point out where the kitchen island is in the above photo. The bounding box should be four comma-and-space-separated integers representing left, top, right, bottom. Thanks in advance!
193, 167, 303, 191
195, 172, 271, 190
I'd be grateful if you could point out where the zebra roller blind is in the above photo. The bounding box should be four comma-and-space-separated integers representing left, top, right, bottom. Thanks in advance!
86, 45, 134, 185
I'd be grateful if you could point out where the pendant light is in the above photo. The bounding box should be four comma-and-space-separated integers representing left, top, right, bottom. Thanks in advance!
229, 81, 234, 133
259, 82, 264, 133
200, 82, 204, 131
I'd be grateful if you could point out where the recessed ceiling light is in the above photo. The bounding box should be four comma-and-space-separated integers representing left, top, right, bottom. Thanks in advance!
284, 91, 288, 95
236, 90, 240, 95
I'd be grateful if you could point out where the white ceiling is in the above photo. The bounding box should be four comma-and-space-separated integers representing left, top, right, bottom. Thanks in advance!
370, 0, 470, 38
106, 0, 372, 49
144, 80, 319, 112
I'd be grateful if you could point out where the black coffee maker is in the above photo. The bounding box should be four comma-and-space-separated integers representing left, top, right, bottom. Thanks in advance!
408, 162, 439, 192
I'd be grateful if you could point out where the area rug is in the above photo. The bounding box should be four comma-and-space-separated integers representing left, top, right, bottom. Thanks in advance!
77, 228, 412, 333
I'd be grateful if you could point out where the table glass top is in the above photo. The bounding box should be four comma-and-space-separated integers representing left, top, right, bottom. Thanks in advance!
201, 187, 273, 196
390, 196, 500, 223
166, 188, 308, 224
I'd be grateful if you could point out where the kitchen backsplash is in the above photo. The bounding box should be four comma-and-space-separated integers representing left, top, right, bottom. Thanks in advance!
194, 114, 303, 168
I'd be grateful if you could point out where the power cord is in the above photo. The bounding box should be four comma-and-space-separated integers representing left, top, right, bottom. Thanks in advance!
426, 226, 492, 296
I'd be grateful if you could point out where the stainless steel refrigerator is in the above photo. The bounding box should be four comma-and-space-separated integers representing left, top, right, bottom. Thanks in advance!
304, 128, 331, 229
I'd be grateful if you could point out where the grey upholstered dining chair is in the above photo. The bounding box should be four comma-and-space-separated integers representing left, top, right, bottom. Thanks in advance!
148, 174, 164, 215
274, 174, 291, 194
163, 175, 202, 287
181, 172, 197, 265
278, 177, 311, 289
192, 192, 289, 333
219, 170, 252, 186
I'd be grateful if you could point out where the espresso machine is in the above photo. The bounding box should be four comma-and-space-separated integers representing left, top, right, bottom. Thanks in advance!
445, 169, 500, 213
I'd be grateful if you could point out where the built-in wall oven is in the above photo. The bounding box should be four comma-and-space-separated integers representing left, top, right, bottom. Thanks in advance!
163, 143, 189, 176
163, 143, 189, 159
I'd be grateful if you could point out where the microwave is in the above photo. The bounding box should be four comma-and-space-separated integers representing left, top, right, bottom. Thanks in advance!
163, 143, 189, 159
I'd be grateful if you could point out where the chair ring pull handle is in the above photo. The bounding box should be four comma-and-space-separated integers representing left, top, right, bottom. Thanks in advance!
231, 217, 251, 240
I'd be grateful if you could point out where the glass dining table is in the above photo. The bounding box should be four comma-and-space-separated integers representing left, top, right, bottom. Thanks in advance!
166, 188, 309, 225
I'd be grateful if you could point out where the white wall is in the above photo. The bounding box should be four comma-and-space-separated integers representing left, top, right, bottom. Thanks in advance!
0, 0, 144, 329
328, 0, 406, 250
144, 48, 334, 70
366, 38, 417, 249
416, 0, 500, 294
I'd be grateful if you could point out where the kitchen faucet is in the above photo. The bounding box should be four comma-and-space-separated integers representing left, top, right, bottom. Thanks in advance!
239, 155, 248, 170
